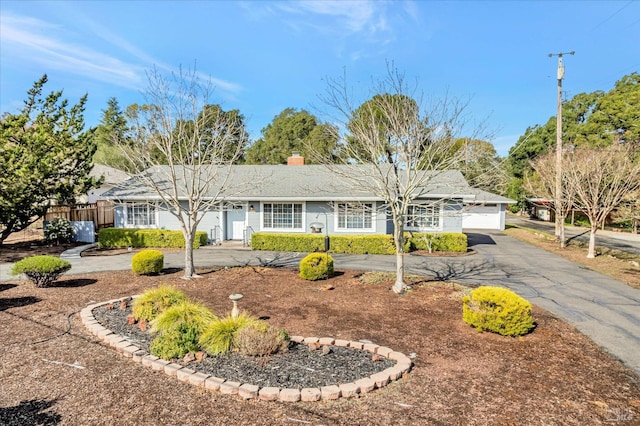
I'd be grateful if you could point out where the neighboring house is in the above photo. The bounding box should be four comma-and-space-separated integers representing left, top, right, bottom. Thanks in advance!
101, 155, 514, 243
82, 164, 131, 204
527, 198, 555, 222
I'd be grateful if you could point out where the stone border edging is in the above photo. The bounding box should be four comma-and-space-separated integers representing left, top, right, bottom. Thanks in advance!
81, 297, 413, 402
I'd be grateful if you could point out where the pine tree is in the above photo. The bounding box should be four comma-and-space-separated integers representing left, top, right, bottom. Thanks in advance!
0, 75, 101, 243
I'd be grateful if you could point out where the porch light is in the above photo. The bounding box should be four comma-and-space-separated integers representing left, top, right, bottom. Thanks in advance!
229, 293, 243, 318
249, 204, 255, 212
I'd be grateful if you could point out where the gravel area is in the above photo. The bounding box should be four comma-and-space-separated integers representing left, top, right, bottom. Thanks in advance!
92, 300, 395, 388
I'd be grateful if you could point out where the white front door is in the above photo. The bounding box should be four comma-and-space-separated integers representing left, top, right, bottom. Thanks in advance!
232, 220, 244, 240
226, 204, 246, 240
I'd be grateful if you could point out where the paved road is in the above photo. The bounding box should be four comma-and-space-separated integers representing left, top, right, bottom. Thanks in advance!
507, 215, 640, 255
1, 234, 639, 375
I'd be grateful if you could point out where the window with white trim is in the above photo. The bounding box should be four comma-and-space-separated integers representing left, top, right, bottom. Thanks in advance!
336, 202, 373, 230
262, 203, 303, 230
125, 203, 156, 227
407, 204, 440, 230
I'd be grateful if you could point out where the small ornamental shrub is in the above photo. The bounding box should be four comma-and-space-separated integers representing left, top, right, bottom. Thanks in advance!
132, 285, 188, 322
131, 249, 164, 275
150, 324, 201, 360
299, 253, 334, 281
236, 322, 290, 357
11, 255, 72, 287
462, 286, 535, 337
149, 301, 217, 360
44, 217, 75, 244
199, 312, 260, 355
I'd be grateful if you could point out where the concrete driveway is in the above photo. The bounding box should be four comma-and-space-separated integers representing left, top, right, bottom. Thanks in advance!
1, 232, 639, 375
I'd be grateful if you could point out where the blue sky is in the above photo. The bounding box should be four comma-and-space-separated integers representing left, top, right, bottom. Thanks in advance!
1, 1, 638, 156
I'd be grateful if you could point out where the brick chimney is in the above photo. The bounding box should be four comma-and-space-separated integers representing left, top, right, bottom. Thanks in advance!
287, 151, 304, 166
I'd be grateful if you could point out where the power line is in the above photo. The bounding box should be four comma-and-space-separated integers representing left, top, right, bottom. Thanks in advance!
588, 0, 635, 32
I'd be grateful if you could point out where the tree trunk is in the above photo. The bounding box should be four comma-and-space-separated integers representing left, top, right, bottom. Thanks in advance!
559, 218, 566, 248
183, 231, 195, 279
587, 224, 597, 259
392, 221, 407, 294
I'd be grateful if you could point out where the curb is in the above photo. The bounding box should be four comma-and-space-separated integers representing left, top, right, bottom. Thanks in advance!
82, 297, 413, 402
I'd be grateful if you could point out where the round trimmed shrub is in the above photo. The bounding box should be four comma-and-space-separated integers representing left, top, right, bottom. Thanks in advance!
11, 255, 72, 287
299, 253, 334, 281
462, 286, 535, 337
131, 249, 164, 275
132, 285, 188, 322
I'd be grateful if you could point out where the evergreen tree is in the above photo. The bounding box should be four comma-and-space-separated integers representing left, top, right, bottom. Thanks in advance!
245, 108, 338, 164
0, 75, 101, 243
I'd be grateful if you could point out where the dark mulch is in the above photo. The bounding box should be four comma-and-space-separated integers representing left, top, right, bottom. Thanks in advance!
92, 301, 395, 388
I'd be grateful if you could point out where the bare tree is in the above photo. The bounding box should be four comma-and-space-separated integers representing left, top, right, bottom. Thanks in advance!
113, 68, 247, 278
564, 145, 640, 258
317, 66, 486, 293
525, 151, 575, 248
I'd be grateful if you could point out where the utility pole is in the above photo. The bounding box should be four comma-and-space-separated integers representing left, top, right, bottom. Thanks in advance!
548, 51, 574, 248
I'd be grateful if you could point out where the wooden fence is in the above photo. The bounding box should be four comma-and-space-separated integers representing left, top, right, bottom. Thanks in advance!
45, 200, 115, 230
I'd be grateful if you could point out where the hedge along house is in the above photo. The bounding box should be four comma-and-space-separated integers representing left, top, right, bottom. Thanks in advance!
101, 154, 514, 245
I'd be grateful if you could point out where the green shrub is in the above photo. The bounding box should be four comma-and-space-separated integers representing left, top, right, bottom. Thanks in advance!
462, 286, 535, 337
132, 285, 188, 322
11, 255, 72, 287
44, 217, 75, 244
299, 253, 334, 280
199, 312, 260, 355
149, 301, 217, 360
150, 324, 201, 360
250, 233, 326, 252
236, 322, 290, 357
250, 232, 467, 254
131, 249, 164, 275
406, 232, 468, 253
330, 234, 396, 255
98, 228, 208, 249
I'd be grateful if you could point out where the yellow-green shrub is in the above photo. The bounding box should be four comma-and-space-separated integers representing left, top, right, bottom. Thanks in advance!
299, 253, 334, 281
11, 255, 72, 287
132, 285, 188, 322
131, 249, 164, 275
250, 232, 467, 254
98, 228, 208, 248
199, 312, 260, 355
462, 286, 535, 337
149, 301, 217, 360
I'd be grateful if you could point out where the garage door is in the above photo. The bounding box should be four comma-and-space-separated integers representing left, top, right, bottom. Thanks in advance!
462, 204, 501, 230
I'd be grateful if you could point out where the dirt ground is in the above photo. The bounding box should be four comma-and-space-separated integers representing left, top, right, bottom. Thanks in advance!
1, 264, 639, 425
504, 227, 640, 290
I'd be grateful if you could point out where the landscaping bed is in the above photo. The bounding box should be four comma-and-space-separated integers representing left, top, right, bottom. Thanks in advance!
91, 300, 396, 389
1, 266, 639, 424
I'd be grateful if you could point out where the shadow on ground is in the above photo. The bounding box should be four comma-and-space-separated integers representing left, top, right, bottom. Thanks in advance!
0, 283, 18, 292
50, 278, 97, 288
0, 399, 62, 425
466, 233, 496, 247
0, 296, 41, 311
415, 259, 493, 283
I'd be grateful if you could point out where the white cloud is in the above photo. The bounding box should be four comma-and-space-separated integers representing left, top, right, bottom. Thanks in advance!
0, 12, 144, 88
0, 11, 243, 95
